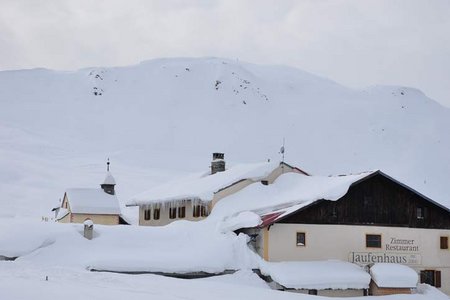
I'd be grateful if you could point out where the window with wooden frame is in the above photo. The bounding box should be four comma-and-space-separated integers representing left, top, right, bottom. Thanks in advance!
296, 232, 306, 246
169, 207, 177, 219
420, 270, 441, 288
144, 209, 151, 221
153, 208, 160, 220
440, 236, 448, 250
178, 206, 186, 218
366, 234, 382, 248
193, 205, 201, 218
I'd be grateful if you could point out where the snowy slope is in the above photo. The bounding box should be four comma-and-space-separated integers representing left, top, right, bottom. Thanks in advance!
0, 57, 449, 218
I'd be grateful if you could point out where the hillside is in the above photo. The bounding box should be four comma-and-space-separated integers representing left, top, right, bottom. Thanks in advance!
0, 57, 449, 218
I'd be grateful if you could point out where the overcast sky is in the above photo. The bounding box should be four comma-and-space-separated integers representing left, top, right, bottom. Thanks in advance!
1, 0, 449, 107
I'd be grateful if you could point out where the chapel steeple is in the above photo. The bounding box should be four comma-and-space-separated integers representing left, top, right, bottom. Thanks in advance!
101, 158, 116, 195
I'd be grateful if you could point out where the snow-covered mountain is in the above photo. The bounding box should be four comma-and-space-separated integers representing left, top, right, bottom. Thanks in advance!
1, 57, 449, 218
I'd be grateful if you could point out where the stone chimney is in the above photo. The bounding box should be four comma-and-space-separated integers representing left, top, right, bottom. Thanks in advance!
211, 152, 225, 174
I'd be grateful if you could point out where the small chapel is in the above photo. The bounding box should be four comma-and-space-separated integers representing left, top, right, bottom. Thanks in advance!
54, 160, 125, 225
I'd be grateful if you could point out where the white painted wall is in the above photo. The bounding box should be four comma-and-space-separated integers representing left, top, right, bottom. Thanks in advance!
266, 224, 450, 294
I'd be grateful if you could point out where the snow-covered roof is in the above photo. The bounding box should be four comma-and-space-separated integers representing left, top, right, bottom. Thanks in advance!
211, 169, 448, 224
260, 260, 371, 290
65, 188, 121, 215
128, 161, 283, 206
56, 207, 69, 220
103, 171, 116, 185
370, 263, 418, 288
209, 171, 373, 221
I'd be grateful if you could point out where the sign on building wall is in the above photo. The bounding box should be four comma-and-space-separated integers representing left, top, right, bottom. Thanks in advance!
349, 237, 421, 265
349, 252, 422, 265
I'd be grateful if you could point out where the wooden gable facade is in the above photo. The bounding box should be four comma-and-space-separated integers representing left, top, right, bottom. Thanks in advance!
277, 171, 450, 229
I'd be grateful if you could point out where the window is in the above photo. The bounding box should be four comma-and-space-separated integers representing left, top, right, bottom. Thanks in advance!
440, 236, 448, 250
417, 207, 424, 219
144, 209, 151, 221
178, 206, 186, 218
420, 270, 441, 288
366, 234, 381, 248
193, 205, 201, 218
296, 232, 306, 246
153, 208, 160, 220
201, 206, 209, 217
169, 207, 177, 219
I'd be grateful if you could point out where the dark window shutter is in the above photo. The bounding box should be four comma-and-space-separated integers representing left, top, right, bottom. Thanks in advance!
435, 271, 441, 288
420, 271, 426, 283
440, 237, 448, 249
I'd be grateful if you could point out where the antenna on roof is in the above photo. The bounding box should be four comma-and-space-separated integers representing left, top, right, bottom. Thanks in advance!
279, 138, 285, 163
107, 158, 110, 172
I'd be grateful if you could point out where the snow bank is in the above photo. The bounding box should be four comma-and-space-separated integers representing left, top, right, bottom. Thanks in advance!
370, 263, 418, 288
0, 218, 259, 274
218, 211, 261, 233
260, 260, 371, 290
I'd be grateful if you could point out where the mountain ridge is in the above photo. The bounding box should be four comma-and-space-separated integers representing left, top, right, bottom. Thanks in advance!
0, 57, 449, 218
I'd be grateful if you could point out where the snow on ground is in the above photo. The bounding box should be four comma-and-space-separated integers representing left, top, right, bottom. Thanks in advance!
260, 260, 371, 290
0, 218, 258, 273
1, 57, 450, 299
1, 218, 449, 299
0, 261, 448, 300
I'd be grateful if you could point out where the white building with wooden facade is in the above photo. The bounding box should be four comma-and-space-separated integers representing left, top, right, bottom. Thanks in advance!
219, 170, 450, 295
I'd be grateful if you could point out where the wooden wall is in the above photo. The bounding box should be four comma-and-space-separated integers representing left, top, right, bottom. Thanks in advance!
278, 173, 450, 229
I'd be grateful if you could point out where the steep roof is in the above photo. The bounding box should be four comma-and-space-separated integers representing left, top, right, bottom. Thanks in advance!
127, 161, 288, 206
65, 188, 121, 215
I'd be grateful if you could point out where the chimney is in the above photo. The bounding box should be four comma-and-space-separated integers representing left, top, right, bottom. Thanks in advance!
211, 152, 225, 174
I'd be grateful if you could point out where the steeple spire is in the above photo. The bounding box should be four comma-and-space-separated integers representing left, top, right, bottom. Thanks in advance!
101, 159, 116, 195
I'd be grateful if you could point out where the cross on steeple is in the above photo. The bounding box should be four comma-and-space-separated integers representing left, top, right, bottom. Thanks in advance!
107, 158, 110, 172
